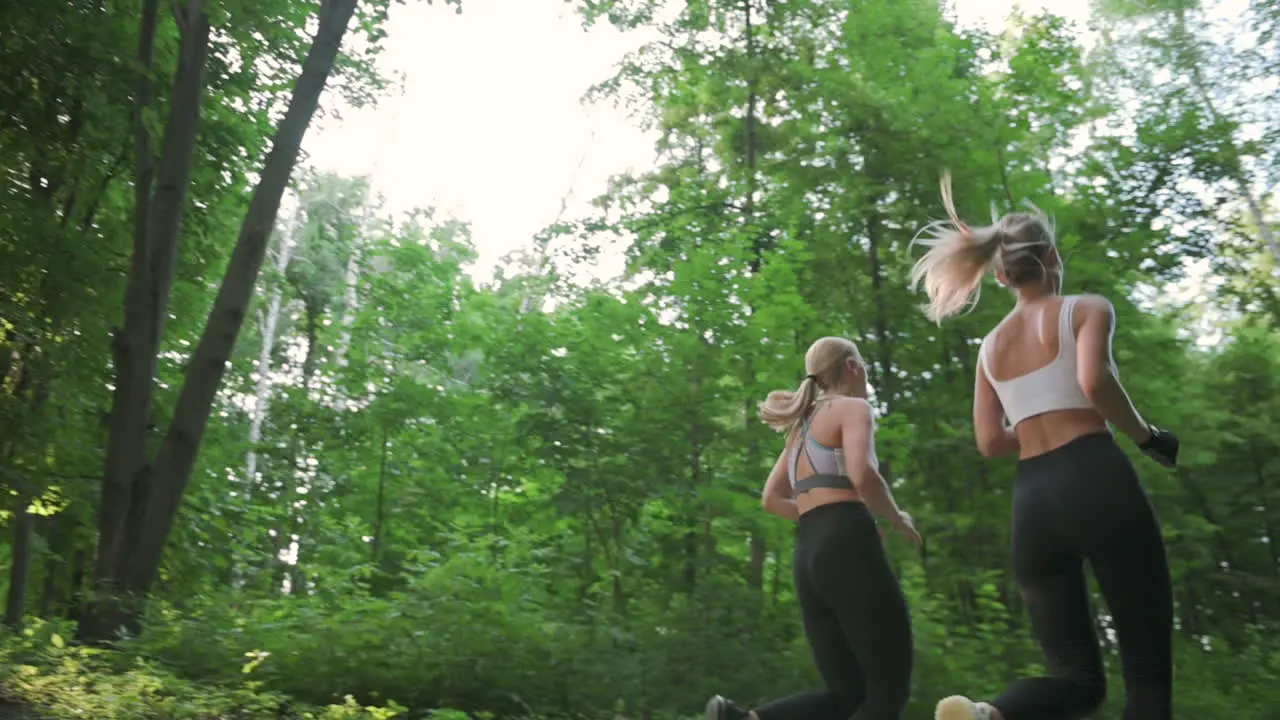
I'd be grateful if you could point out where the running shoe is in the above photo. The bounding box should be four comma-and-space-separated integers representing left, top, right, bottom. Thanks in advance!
705, 695, 750, 720
935, 695, 995, 720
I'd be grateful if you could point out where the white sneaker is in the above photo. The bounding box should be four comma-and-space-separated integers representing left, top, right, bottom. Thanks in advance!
935, 695, 994, 720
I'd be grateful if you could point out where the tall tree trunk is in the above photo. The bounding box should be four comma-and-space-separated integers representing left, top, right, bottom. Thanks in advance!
579, 506, 597, 606
125, 0, 361, 597
740, 0, 768, 602
66, 547, 87, 623
4, 500, 34, 631
82, 0, 362, 640
607, 498, 629, 617
333, 251, 361, 370
244, 213, 301, 491
86, 0, 212, 642
371, 427, 390, 564
91, 0, 164, 633
685, 373, 705, 593
232, 211, 301, 590
270, 302, 322, 594
39, 516, 64, 617
3, 357, 52, 633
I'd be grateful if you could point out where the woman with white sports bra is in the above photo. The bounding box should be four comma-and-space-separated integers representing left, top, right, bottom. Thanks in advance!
910, 175, 1180, 720
704, 336, 922, 720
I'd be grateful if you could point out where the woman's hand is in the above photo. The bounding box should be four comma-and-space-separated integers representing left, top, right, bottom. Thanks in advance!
891, 511, 922, 545
1137, 425, 1179, 468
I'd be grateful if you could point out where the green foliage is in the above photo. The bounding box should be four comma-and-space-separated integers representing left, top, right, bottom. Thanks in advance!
0, 619, 406, 719
1, 0, 1279, 718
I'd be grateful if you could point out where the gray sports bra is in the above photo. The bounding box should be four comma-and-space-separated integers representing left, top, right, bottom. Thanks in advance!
788, 398, 879, 495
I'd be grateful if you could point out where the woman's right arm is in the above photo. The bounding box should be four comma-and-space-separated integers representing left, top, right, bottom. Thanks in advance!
761, 446, 799, 522
1075, 295, 1152, 443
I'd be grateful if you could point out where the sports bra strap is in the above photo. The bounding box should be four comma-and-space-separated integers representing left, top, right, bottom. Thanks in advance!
788, 398, 855, 495
1058, 295, 1079, 351
794, 473, 855, 494
798, 413, 821, 473
788, 398, 833, 481
787, 412, 812, 484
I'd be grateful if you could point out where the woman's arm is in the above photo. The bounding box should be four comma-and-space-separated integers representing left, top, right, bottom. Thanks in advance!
974, 362, 1020, 458
838, 399, 906, 522
1075, 295, 1152, 443
761, 446, 799, 522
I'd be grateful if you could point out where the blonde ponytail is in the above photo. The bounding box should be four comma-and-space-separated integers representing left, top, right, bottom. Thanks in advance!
758, 336, 864, 432
758, 376, 822, 432
910, 172, 1004, 323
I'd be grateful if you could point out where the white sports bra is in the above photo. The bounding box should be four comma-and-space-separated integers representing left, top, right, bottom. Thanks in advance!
979, 295, 1109, 427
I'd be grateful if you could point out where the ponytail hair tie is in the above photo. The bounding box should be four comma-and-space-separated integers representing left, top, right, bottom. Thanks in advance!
805, 374, 820, 385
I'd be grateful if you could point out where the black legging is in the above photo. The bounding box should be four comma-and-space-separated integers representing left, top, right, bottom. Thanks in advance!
756, 501, 913, 720
994, 432, 1173, 720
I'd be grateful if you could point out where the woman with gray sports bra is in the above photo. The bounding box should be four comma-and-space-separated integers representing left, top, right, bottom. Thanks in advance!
704, 336, 922, 720
911, 174, 1180, 720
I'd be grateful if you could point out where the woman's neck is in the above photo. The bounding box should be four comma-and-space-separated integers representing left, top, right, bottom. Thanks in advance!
1014, 283, 1058, 306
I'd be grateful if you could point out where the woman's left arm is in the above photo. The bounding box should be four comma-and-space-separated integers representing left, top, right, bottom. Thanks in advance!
974, 363, 1020, 458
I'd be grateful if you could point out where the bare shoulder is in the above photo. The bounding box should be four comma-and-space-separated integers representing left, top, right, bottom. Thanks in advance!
829, 396, 874, 424
1074, 293, 1115, 317
1071, 294, 1115, 331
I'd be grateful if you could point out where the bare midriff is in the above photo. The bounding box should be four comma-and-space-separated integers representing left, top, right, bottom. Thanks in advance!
797, 486, 863, 517
1014, 407, 1110, 460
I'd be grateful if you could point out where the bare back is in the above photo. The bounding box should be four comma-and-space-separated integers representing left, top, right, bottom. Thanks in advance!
787, 398, 868, 515
982, 296, 1109, 458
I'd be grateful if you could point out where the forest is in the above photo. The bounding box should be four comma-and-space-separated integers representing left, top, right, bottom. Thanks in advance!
1, 0, 1278, 718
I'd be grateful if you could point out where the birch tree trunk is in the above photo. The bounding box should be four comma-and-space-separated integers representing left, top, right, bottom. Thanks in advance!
244, 210, 301, 491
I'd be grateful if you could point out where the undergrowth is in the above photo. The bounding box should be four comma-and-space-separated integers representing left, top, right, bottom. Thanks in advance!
0, 618, 414, 719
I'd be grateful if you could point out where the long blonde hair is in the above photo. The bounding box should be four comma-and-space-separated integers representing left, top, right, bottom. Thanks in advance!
758, 336, 864, 432
909, 173, 1057, 323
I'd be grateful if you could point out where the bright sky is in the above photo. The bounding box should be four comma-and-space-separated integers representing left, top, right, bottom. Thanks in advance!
303, 0, 1092, 284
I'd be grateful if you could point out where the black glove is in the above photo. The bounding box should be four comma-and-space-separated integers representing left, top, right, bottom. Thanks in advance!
1137, 425, 1179, 468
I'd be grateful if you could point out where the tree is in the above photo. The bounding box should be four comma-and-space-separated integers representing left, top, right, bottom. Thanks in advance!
82, 0, 373, 641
